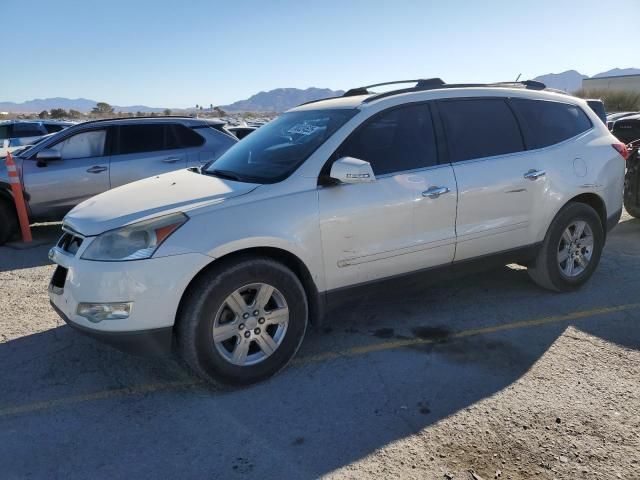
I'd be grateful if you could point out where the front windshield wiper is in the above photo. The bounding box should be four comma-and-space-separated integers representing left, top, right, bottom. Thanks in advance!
205, 169, 246, 182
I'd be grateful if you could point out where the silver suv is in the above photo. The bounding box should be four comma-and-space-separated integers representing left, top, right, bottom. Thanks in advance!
0, 117, 237, 243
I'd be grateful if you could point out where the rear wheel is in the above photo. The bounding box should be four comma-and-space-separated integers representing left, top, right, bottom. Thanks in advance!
624, 156, 640, 218
0, 199, 17, 245
528, 202, 604, 292
177, 257, 308, 386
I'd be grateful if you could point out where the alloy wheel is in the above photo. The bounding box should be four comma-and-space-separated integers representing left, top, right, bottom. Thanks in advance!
212, 283, 289, 366
557, 220, 594, 278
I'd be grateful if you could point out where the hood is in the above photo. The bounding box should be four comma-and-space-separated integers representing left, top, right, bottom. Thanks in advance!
65, 169, 259, 236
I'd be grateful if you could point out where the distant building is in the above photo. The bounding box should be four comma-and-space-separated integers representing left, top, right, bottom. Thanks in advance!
582, 74, 640, 92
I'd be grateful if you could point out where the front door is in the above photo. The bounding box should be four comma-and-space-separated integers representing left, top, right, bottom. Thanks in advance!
22, 127, 111, 220
319, 102, 457, 291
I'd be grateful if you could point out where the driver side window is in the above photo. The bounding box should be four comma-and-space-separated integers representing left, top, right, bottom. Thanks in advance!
337, 103, 438, 175
51, 129, 107, 160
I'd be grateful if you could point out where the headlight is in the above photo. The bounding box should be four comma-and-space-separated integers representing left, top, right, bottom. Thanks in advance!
82, 212, 188, 261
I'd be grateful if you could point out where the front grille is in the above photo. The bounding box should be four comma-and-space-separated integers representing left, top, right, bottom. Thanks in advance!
50, 266, 68, 295
58, 232, 83, 255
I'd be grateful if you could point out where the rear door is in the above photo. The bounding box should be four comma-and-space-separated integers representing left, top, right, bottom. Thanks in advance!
109, 123, 188, 188
22, 127, 111, 220
437, 97, 543, 261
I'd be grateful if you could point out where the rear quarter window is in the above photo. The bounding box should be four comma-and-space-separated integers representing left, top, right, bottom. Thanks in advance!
510, 99, 592, 150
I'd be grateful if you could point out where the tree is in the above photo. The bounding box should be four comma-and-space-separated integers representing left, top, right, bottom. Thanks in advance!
163, 109, 172, 116
38, 110, 49, 119
213, 106, 227, 117
49, 108, 67, 119
136, 111, 144, 117
210, 104, 213, 110
91, 102, 114, 116
574, 88, 640, 112
195, 104, 199, 110
67, 109, 83, 119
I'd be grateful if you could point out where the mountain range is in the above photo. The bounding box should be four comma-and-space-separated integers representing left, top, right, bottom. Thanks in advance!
0, 97, 165, 114
533, 68, 640, 92
2, 68, 639, 114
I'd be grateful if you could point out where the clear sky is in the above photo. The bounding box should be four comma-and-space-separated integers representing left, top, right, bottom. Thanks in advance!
4, 0, 638, 108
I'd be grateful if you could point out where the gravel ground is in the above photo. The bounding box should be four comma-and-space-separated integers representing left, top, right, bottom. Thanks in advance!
0, 214, 639, 479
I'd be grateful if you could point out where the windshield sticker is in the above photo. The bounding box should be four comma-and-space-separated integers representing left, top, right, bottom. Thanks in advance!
287, 124, 322, 136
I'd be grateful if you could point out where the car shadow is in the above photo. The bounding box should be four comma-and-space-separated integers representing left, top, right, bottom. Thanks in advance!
0, 224, 59, 272
1, 218, 639, 478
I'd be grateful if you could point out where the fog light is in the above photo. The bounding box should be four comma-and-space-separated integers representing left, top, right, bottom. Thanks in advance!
77, 302, 132, 323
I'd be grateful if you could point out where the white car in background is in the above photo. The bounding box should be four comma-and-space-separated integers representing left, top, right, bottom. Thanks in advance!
48, 79, 626, 386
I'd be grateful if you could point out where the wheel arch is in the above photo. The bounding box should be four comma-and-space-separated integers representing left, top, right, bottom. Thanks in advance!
566, 192, 607, 230
175, 246, 325, 333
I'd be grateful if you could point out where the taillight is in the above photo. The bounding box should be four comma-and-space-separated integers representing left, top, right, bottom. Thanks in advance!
612, 142, 629, 160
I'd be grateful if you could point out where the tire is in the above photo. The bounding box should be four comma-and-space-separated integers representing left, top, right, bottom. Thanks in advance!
624, 156, 640, 218
0, 199, 18, 245
527, 202, 604, 292
176, 256, 308, 386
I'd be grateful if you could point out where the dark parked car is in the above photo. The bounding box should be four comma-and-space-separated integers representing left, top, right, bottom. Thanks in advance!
624, 139, 640, 218
612, 114, 640, 145
226, 125, 257, 140
0, 120, 74, 155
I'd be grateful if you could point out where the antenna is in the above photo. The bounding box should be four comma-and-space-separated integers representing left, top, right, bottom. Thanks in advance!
515, 73, 522, 82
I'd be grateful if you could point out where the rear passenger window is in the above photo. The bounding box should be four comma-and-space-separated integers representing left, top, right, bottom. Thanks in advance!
116, 124, 165, 154
438, 99, 524, 162
338, 103, 438, 175
510, 99, 592, 149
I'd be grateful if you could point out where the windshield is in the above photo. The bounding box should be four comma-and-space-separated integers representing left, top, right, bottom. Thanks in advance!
204, 109, 357, 183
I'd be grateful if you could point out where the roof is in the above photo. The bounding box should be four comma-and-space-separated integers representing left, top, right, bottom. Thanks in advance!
69, 116, 207, 127
0, 119, 74, 125
290, 80, 584, 113
583, 74, 640, 81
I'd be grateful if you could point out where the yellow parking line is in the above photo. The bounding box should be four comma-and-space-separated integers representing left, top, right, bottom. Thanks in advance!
0, 380, 200, 418
293, 302, 640, 364
1, 302, 638, 418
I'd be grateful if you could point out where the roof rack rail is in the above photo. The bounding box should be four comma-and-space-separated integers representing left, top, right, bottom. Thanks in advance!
343, 78, 445, 97
77, 115, 201, 125
296, 78, 549, 108
361, 78, 548, 103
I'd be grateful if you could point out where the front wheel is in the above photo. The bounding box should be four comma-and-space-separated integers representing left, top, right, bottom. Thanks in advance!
528, 202, 604, 292
177, 257, 308, 386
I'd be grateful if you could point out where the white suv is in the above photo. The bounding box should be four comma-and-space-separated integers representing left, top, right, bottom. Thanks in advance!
48, 79, 626, 385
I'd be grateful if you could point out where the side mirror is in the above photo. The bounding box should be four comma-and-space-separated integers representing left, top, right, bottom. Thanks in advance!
36, 148, 62, 166
329, 157, 376, 184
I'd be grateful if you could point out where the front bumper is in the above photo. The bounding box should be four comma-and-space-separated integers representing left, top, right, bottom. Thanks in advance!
51, 300, 173, 355
48, 244, 213, 355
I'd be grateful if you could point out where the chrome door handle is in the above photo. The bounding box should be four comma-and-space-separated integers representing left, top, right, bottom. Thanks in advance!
86, 166, 107, 174
422, 186, 450, 198
524, 169, 546, 180
162, 157, 181, 163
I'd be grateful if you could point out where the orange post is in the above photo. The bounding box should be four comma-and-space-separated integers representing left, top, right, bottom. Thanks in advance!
5, 151, 32, 243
